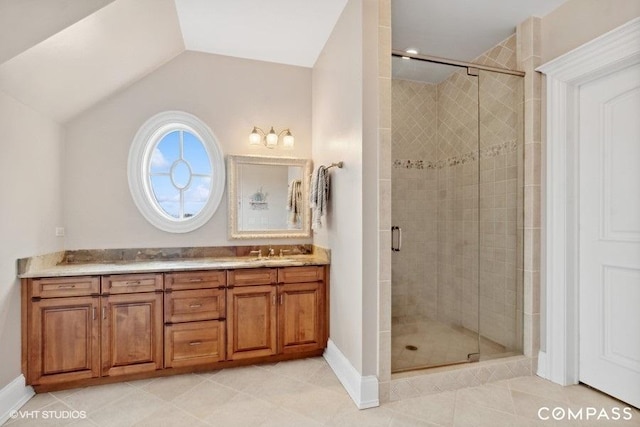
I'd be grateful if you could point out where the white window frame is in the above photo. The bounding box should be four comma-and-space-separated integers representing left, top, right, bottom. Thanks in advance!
128, 111, 225, 233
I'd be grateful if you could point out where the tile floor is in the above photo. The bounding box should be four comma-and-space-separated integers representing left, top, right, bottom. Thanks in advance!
4, 357, 639, 426
392, 319, 513, 371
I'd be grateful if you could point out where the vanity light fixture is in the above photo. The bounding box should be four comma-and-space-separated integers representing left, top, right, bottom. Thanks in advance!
249, 126, 294, 149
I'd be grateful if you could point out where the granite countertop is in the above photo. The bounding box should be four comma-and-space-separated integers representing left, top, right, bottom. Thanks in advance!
18, 246, 330, 279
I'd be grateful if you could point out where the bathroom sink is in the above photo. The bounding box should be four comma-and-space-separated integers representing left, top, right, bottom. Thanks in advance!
251, 257, 296, 263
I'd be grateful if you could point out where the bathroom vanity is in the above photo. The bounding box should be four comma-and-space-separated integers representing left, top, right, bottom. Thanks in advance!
20, 251, 329, 392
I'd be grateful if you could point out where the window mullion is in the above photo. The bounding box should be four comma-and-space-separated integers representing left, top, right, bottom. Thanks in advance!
180, 130, 184, 160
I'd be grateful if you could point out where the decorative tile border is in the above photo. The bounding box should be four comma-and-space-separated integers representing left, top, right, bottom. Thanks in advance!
393, 140, 518, 170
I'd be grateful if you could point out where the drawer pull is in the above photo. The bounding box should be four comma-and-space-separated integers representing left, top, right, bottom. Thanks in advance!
189, 341, 202, 346
189, 304, 202, 308
57, 284, 76, 289
93, 307, 97, 320
125, 281, 141, 285
189, 278, 203, 282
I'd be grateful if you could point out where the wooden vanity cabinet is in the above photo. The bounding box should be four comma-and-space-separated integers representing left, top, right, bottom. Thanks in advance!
100, 274, 163, 376
226, 266, 328, 359
277, 267, 327, 354
24, 274, 163, 385
226, 269, 278, 360
164, 271, 227, 368
26, 285, 101, 385
23, 263, 328, 390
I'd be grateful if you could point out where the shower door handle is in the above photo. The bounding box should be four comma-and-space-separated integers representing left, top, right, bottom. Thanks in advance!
391, 226, 402, 252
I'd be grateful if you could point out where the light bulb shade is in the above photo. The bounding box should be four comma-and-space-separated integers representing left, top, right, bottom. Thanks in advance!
266, 127, 278, 147
282, 130, 294, 148
249, 128, 262, 145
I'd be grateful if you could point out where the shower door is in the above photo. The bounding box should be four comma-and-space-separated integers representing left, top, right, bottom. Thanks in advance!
477, 70, 524, 360
391, 60, 481, 371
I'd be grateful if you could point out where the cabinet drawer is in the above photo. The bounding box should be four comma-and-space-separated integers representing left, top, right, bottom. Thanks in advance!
165, 320, 225, 368
31, 276, 100, 298
165, 288, 225, 323
277, 266, 324, 284
101, 273, 163, 294
165, 270, 226, 291
228, 268, 276, 286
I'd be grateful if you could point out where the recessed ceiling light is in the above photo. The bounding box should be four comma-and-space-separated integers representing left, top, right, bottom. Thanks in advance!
405, 48, 418, 55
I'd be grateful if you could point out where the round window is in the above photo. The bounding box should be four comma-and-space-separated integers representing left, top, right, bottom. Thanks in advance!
128, 111, 225, 233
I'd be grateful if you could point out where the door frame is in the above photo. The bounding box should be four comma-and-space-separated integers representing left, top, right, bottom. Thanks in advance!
536, 17, 640, 386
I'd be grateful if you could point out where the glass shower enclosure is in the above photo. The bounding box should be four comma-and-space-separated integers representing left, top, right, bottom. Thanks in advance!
390, 56, 524, 372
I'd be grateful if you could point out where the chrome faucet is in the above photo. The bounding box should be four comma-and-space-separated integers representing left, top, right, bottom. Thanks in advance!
279, 249, 291, 258
249, 249, 262, 258
267, 246, 275, 258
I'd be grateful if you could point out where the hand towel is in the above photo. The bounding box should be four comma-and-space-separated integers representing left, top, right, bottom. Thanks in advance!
310, 166, 330, 230
287, 179, 302, 227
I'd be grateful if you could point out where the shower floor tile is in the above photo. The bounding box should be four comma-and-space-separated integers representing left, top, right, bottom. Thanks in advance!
392, 318, 508, 372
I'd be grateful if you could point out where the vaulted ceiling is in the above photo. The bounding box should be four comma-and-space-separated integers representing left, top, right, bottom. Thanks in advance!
0, 0, 347, 123
0, 0, 567, 123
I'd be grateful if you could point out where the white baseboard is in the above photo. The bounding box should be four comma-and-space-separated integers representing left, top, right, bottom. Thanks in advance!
0, 375, 34, 425
537, 350, 548, 379
323, 339, 379, 409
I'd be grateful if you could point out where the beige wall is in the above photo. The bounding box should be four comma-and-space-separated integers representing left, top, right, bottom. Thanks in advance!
0, 91, 64, 387
63, 51, 312, 250
311, 0, 381, 378
361, 0, 381, 377
541, 0, 640, 63
312, 0, 365, 372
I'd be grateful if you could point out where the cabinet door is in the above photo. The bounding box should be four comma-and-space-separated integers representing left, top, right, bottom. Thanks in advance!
101, 293, 163, 376
165, 320, 225, 368
278, 282, 325, 354
227, 285, 277, 360
28, 296, 100, 385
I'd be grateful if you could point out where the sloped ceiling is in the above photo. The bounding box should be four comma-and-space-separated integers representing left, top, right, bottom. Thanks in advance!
0, 0, 184, 123
0, 0, 117, 65
174, 0, 348, 67
0, 0, 572, 122
0, 0, 347, 123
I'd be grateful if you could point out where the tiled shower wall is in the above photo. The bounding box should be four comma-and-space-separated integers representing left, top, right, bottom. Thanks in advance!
391, 34, 523, 352
391, 81, 438, 323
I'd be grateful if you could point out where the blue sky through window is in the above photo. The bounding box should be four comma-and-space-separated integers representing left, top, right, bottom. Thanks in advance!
149, 130, 213, 219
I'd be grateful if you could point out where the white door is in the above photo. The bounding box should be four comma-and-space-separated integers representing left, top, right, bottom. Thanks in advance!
579, 62, 640, 408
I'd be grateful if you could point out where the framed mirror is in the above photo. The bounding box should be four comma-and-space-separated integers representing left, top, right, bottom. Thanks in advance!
227, 155, 312, 239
